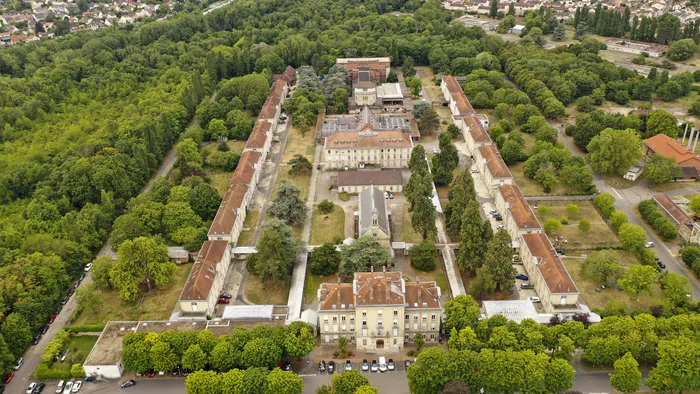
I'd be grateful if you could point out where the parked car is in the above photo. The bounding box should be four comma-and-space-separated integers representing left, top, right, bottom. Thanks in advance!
219, 293, 233, 299
55, 381, 64, 393
471, 168, 479, 173
217, 297, 230, 304
79, 273, 85, 282
0, 386, 6, 393
84, 377, 95, 382
42, 325, 49, 334
432, 148, 438, 154
14, 358, 24, 370
32, 382, 45, 393
387, 359, 395, 371
645, 241, 654, 248
657, 261, 666, 269
345, 360, 352, 371
404, 360, 412, 369
62, 381, 73, 394
71, 381, 81, 393
515, 274, 529, 281
371, 360, 378, 372
32, 334, 41, 345
48, 314, 56, 324
328, 361, 335, 374
171, 368, 180, 376
119, 380, 136, 389
282, 361, 292, 371
378, 357, 387, 372
318, 361, 326, 373
61, 296, 69, 305
3, 372, 14, 384
54, 305, 62, 315
26, 382, 37, 394
489, 210, 498, 215
520, 283, 534, 290
389, 193, 394, 199
384, 192, 389, 199
84, 263, 92, 272
529, 296, 541, 303
555, 249, 566, 255
361, 359, 369, 371
512, 254, 521, 262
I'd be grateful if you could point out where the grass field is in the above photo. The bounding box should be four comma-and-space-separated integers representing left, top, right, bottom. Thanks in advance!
562, 253, 662, 313
245, 274, 289, 305
282, 127, 316, 163
274, 170, 311, 201
74, 264, 192, 325
49, 335, 99, 370
532, 201, 619, 249
310, 205, 345, 245
401, 205, 430, 244
304, 273, 337, 305
207, 170, 234, 196
236, 210, 260, 247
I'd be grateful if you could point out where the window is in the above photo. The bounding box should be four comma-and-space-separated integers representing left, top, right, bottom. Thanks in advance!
378, 319, 383, 325
394, 310, 398, 316
378, 310, 383, 316
431, 314, 436, 320
393, 339, 397, 345
362, 311, 367, 317
430, 334, 435, 341
393, 328, 398, 336
324, 325, 329, 332
363, 339, 367, 346
393, 319, 398, 326
333, 316, 337, 322
362, 320, 367, 326
191, 303, 198, 311
341, 316, 346, 322
405, 314, 409, 320
422, 314, 427, 320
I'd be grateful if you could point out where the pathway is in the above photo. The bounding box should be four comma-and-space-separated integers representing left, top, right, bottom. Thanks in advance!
287, 143, 322, 324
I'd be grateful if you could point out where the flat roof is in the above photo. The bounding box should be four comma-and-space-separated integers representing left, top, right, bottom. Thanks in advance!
522, 233, 579, 295
499, 185, 541, 229
652, 194, 692, 226
478, 145, 512, 179
336, 57, 391, 64
222, 305, 274, 321
483, 300, 539, 323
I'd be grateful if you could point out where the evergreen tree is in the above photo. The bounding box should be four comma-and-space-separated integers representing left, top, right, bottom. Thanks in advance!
575, 22, 588, 39
456, 201, 488, 276
445, 170, 476, 237
484, 229, 516, 293
552, 24, 566, 41
508, 2, 515, 16
490, 0, 498, 18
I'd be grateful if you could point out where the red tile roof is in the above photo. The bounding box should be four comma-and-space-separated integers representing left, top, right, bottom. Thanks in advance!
464, 116, 490, 143
318, 283, 354, 311
245, 121, 272, 150
645, 134, 700, 170
208, 183, 249, 237
479, 145, 512, 179
442, 75, 462, 94
230, 150, 261, 186
652, 194, 692, 226
180, 240, 228, 301
326, 131, 413, 148
404, 282, 441, 309
452, 92, 475, 115
499, 185, 541, 230
522, 234, 578, 294
354, 271, 405, 306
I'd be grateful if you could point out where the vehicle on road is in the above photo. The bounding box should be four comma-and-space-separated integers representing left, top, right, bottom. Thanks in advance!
520, 283, 534, 289
645, 241, 654, 248
371, 360, 378, 372
657, 261, 666, 269
84, 263, 92, 272
387, 359, 395, 371
14, 358, 23, 370
319, 361, 326, 373
432, 148, 438, 154
71, 381, 81, 392
328, 361, 335, 374
404, 360, 412, 369
61, 296, 69, 305
62, 381, 73, 394
345, 360, 352, 371
119, 380, 136, 389
471, 168, 479, 173
361, 359, 369, 371
555, 249, 566, 255
219, 293, 232, 299
529, 296, 541, 303
55, 381, 64, 393
3, 372, 14, 384
42, 325, 49, 334
379, 357, 387, 372
32, 382, 45, 393
512, 254, 521, 262
26, 382, 37, 394
32, 334, 42, 345
515, 274, 529, 281
48, 314, 56, 324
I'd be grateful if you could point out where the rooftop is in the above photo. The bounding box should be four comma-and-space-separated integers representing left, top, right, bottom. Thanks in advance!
499, 185, 541, 230
221, 305, 275, 321
452, 92, 475, 115
179, 240, 228, 301
645, 134, 700, 170
359, 185, 390, 237
463, 115, 490, 142
245, 121, 272, 150
442, 75, 462, 94
376, 83, 403, 99
335, 170, 404, 187
325, 131, 413, 149
522, 233, 579, 295
478, 145, 512, 179
652, 194, 692, 225
230, 150, 262, 186
321, 106, 411, 136
336, 57, 391, 64
482, 300, 539, 323
208, 183, 249, 237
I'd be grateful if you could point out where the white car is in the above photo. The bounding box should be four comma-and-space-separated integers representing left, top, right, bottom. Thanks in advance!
56, 380, 65, 393
14, 357, 24, 370
63, 381, 73, 394
26, 382, 37, 394
84, 263, 92, 271
72, 381, 82, 392
644, 241, 654, 248
529, 296, 541, 303
471, 168, 479, 173
432, 148, 438, 154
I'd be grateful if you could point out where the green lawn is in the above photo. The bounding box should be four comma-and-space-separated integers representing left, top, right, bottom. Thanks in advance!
310, 205, 345, 245
245, 274, 289, 305
236, 210, 260, 247
508, 162, 570, 196
49, 335, 99, 370
532, 201, 619, 250
275, 170, 311, 201
303, 274, 337, 305
73, 264, 192, 325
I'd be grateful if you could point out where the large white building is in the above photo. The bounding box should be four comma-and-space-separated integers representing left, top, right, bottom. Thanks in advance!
178, 240, 231, 319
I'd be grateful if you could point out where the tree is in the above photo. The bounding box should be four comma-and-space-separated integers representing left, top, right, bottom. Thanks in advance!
242, 338, 282, 369
646, 337, 700, 393
269, 181, 307, 226
189, 183, 221, 221
500, 137, 526, 164
405, 77, 423, 98
288, 154, 313, 176
354, 386, 378, 394
619, 264, 657, 300
445, 169, 476, 237
610, 210, 628, 231
413, 332, 425, 350
552, 23, 566, 41
409, 145, 429, 175
567, 204, 580, 216
418, 108, 440, 135
411, 195, 437, 240
330, 88, 348, 114
610, 353, 642, 394
642, 154, 681, 184
659, 272, 691, 306
544, 218, 562, 236
457, 201, 489, 275
586, 128, 643, 175
207, 119, 229, 142
176, 138, 203, 177
242, 367, 270, 394
618, 223, 647, 254
443, 295, 481, 332
470, 266, 497, 300
163, 202, 202, 238
110, 237, 177, 301
646, 110, 678, 138
409, 241, 437, 271
402, 57, 416, 77
553, 335, 575, 361
309, 243, 340, 276
248, 219, 303, 284
284, 321, 316, 359
545, 358, 576, 394
268, 369, 304, 394
318, 200, 334, 214
150, 341, 178, 372
70, 363, 85, 378
210, 341, 238, 372
122, 334, 151, 374
332, 370, 370, 394
220, 369, 245, 393
484, 229, 516, 293
339, 236, 390, 279
185, 371, 221, 394
407, 347, 451, 394
182, 344, 207, 372
489, 0, 498, 18
575, 22, 588, 39
594, 192, 617, 219
690, 195, 700, 216
667, 38, 697, 60
75, 283, 103, 313
580, 250, 622, 286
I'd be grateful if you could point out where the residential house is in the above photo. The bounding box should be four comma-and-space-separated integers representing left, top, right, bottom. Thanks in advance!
494, 185, 543, 239
178, 240, 231, 319
317, 270, 442, 352
207, 184, 249, 243
334, 170, 405, 193
358, 186, 391, 249
243, 120, 273, 161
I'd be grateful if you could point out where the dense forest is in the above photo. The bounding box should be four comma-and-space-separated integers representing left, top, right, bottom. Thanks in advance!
0, 0, 695, 377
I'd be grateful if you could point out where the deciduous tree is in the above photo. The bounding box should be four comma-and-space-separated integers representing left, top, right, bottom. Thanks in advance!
586, 128, 643, 175
309, 243, 340, 276
269, 181, 307, 226
339, 236, 390, 279
619, 264, 657, 300
110, 237, 177, 301
409, 241, 437, 272
610, 352, 641, 394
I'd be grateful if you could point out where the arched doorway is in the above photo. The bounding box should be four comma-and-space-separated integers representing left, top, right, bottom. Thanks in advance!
376, 340, 384, 349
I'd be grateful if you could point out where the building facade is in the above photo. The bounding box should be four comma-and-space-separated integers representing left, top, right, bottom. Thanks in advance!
494, 185, 543, 240
317, 271, 442, 353
474, 145, 514, 194
178, 240, 231, 319
457, 115, 492, 153
324, 128, 413, 169
652, 194, 700, 243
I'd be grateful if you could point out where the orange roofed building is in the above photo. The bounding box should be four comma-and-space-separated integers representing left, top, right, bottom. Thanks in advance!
644, 134, 700, 176
317, 270, 442, 353
178, 240, 231, 319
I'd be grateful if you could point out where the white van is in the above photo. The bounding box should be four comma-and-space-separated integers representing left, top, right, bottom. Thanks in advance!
378, 356, 387, 372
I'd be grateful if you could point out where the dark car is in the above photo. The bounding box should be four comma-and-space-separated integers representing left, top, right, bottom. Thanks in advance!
171, 368, 180, 376
54, 305, 62, 315
282, 361, 292, 371
657, 261, 666, 269
319, 361, 326, 373
68, 288, 75, 297
79, 273, 85, 282
328, 361, 335, 374
61, 296, 69, 305
520, 283, 534, 290
120, 380, 135, 389
147, 370, 155, 378
32, 334, 41, 345
84, 377, 95, 382
32, 382, 45, 393
41, 325, 49, 334
515, 274, 529, 281
556, 249, 566, 255
219, 293, 233, 299
0, 386, 5, 393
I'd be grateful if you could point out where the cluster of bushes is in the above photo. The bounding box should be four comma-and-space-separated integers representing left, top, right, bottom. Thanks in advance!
35, 330, 87, 381
595, 194, 658, 265
122, 323, 315, 375
64, 324, 107, 334
638, 200, 678, 241
681, 244, 700, 277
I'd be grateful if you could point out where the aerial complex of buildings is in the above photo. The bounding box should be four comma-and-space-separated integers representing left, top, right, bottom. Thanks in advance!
0, 0, 176, 45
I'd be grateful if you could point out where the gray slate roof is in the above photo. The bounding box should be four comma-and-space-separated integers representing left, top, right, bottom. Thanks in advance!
359, 186, 389, 237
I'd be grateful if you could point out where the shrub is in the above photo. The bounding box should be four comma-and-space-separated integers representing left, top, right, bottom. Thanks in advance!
318, 200, 334, 214
658, 221, 677, 240
65, 324, 106, 334
681, 244, 700, 266
567, 204, 580, 216
544, 219, 562, 235
309, 243, 341, 276
578, 219, 591, 232
42, 330, 70, 364
35, 364, 72, 381
70, 364, 86, 378
409, 241, 438, 272
539, 205, 549, 215
339, 192, 350, 201
560, 216, 569, 225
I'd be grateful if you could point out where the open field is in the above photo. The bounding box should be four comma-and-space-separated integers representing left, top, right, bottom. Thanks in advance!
508, 162, 570, 195
236, 209, 260, 247
49, 335, 99, 370
532, 201, 619, 250
304, 273, 337, 305
74, 264, 193, 325
201, 140, 246, 156
245, 274, 289, 305
562, 252, 663, 313
310, 205, 346, 245
282, 127, 316, 163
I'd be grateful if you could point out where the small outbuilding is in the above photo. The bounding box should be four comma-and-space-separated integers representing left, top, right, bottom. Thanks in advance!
509, 25, 525, 35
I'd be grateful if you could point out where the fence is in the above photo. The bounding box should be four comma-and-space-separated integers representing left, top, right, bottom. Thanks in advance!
524, 194, 596, 202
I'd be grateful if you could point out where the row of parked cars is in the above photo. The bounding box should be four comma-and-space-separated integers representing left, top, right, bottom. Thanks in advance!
319, 357, 406, 374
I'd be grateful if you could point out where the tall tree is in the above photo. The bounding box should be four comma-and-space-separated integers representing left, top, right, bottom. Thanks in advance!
489, 0, 498, 18
339, 236, 390, 278
619, 264, 657, 300
247, 219, 303, 284
484, 229, 516, 293
418, 108, 440, 135
269, 181, 307, 226
610, 352, 642, 394
642, 154, 681, 184
445, 169, 476, 237
457, 201, 489, 275
110, 237, 177, 301
411, 195, 437, 240
443, 295, 480, 332
586, 128, 643, 175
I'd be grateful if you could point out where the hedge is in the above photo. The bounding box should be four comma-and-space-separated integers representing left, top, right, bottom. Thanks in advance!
35, 363, 72, 381
65, 324, 106, 334
637, 199, 677, 241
